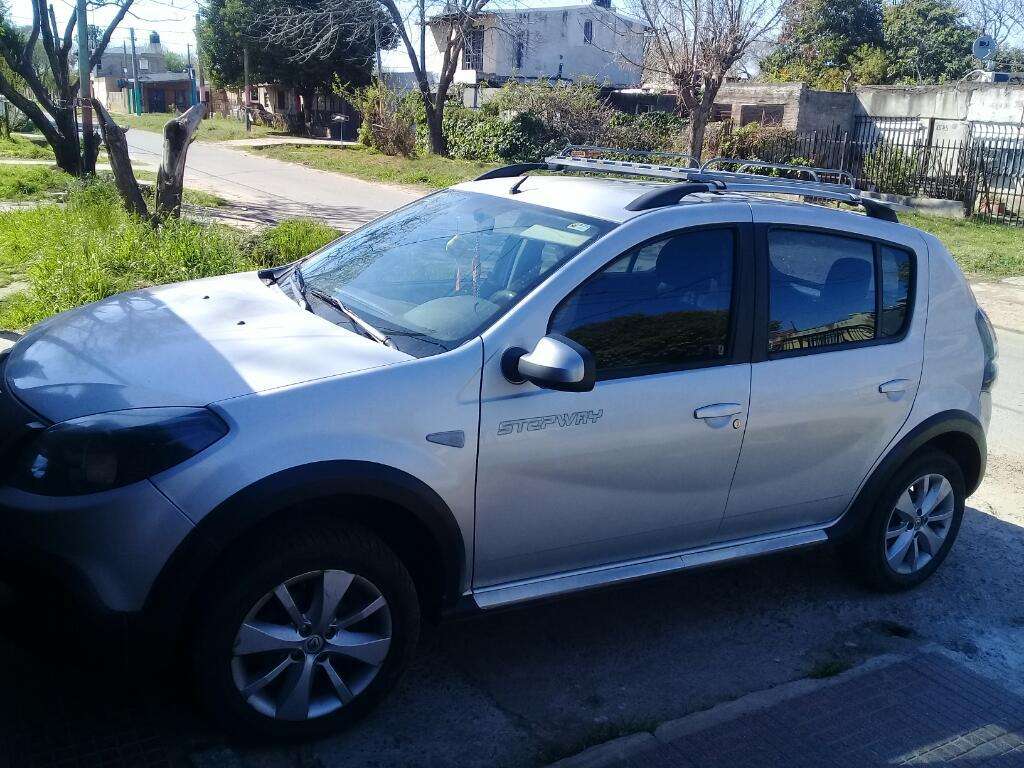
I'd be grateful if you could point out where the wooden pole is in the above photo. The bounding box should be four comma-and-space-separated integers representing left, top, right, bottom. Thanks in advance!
76, 0, 94, 174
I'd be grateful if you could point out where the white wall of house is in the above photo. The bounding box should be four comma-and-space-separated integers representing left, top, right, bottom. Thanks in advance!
398, 2, 645, 89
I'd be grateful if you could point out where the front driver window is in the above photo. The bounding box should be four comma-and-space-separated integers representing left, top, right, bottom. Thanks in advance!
550, 228, 736, 377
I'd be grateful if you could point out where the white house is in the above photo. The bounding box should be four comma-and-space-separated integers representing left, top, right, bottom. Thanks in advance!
382, 1, 649, 100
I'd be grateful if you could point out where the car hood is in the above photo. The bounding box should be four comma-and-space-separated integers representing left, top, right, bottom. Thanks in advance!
5, 272, 412, 422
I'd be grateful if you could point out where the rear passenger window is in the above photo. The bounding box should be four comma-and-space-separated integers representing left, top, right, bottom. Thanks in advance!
768, 230, 912, 354
550, 228, 735, 375
880, 246, 912, 337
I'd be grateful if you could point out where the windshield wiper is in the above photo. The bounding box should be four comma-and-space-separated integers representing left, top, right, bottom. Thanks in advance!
307, 287, 396, 349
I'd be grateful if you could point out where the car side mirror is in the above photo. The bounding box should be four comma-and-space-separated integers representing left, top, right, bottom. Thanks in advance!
502, 335, 596, 392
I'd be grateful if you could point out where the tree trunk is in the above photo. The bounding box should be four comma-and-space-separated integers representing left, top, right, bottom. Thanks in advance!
92, 98, 150, 219
155, 103, 206, 219
424, 102, 447, 156
688, 106, 710, 163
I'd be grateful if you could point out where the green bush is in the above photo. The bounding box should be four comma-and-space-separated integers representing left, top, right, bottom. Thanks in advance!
241, 218, 341, 268
0, 181, 340, 330
352, 80, 418, 157
441, 107, 553, 162
712, 122, 802, 163
862, 145, 919, 196
605, 111, 688, 153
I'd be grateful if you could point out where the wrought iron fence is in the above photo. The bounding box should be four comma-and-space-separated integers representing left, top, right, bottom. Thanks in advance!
708, 117, 1024, 226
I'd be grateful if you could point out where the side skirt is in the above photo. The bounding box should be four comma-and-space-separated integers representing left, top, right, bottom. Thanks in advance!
468, 526, 829, 610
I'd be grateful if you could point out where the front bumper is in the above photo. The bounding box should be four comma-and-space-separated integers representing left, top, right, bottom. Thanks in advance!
0, 480, 195, 617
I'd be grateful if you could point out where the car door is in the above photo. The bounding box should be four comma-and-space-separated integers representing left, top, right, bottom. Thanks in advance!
473, 220, 754, 589
720, 204, 927, 541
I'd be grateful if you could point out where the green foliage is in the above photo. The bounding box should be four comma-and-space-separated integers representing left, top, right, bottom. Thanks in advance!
0, 181, 339, 329
0, 134, 54, 160
198, 0, 391, 95
241, 218, 339, 268
862, 145, 919, 196
882, 0, 975, 84
710, 122, 802, 164
441, 107, 552, 162
0, 164, 74, 200
163, 50, 189, 73
760, 0, 883, 88
351, 80, 418, 157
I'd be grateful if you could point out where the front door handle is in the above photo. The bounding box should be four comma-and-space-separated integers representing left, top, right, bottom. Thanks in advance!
878, 378, 913, 394
694, 403, 744, 420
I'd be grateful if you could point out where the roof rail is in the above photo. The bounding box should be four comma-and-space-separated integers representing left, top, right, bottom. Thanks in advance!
473, 145, 898, 222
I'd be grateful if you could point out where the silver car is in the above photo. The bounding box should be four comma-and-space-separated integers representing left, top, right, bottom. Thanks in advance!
0, 150, 995, 739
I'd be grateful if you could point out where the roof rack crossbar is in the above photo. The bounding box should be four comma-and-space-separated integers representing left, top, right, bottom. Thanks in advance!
554, 144, 700, 168
700, 157, 856, 188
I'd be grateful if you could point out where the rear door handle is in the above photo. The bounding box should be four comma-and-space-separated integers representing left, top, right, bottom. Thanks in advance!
694, 403, 744, 420
878, 378, 913, 394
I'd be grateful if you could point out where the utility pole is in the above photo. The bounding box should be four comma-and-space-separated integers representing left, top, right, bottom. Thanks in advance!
186, 43, 195, 105
76, 0, 94, 175
194, 13, 206, 105
373, 15, 383, 78
243, 43, 251, 132
419, 0, 426, 73
129, 28, 142, 115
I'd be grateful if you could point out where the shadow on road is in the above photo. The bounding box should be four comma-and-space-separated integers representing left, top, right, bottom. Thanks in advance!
1, 502, 1021, 767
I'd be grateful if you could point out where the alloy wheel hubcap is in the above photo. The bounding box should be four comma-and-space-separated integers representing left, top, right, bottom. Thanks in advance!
884, 473, 955, 575
231, 569, 392, 721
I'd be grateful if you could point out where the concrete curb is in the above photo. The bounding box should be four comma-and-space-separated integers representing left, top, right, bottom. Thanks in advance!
548, 645, 945, 768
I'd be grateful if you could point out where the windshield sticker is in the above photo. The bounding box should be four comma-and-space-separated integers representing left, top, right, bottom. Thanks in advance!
567, 222, 593, 232
519, 224, 590, 247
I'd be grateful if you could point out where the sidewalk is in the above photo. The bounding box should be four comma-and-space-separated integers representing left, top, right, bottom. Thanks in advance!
553, 651, 1024, 768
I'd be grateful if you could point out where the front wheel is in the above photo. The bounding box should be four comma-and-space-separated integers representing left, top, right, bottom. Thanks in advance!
191, 521, 420, 740
843, 449, 965, 592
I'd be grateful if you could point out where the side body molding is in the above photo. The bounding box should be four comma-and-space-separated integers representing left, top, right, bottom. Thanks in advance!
144, 460, 466, 638
827, 409, 986, 542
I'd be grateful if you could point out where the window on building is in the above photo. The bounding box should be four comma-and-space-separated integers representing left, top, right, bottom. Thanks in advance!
766, 229, 915, 354
550, 228, 736, 376
138, 58, 149, 71
583, 20, 593, 44
463, 28, 484, 70
514, 32, 526, 69
739, 103, 784, 126
711, 103, 733, 122
277, 90, 286, 110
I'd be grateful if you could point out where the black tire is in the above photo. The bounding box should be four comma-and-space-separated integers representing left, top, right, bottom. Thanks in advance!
842, 448, 965, 592
191, 518, 420, 741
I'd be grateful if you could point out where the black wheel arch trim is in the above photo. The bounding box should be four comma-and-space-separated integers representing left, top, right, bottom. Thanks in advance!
827, 409, 986, 542
142, 460, 466, 641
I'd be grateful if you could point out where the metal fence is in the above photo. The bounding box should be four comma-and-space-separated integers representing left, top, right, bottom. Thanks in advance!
708, 117, 1024, 226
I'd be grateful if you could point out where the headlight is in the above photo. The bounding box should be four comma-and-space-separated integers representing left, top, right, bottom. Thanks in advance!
6, 407, 228, 496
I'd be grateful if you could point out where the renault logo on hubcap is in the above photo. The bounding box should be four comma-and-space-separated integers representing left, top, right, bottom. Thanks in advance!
304, 635, 324, 653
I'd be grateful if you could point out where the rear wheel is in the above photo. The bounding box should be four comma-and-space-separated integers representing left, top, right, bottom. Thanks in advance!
843, 449, 965, 592
191, 520, 420, 740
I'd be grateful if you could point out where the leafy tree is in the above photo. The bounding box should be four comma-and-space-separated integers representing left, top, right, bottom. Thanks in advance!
882, 0, 975, 83
163, 49, 188, 73
760, 0, 883, 88
198, 0, 390, 125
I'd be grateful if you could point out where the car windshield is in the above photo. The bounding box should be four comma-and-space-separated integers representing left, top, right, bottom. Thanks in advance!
298, 190, 614, 355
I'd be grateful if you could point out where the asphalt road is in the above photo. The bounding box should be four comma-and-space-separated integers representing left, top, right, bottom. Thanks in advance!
123, 128, 421, 230
1, 273, 1022, 763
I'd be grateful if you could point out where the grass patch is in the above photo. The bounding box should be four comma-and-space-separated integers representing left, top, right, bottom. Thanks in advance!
807, 658, 854, 679
252, 143, 497, 189
0, 164, 74, 200
0, 181, 339, 330
902, 212, 1024, 278
114, 111, 283, 141
132, 170, 227, 208
0, 134, 54, 160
